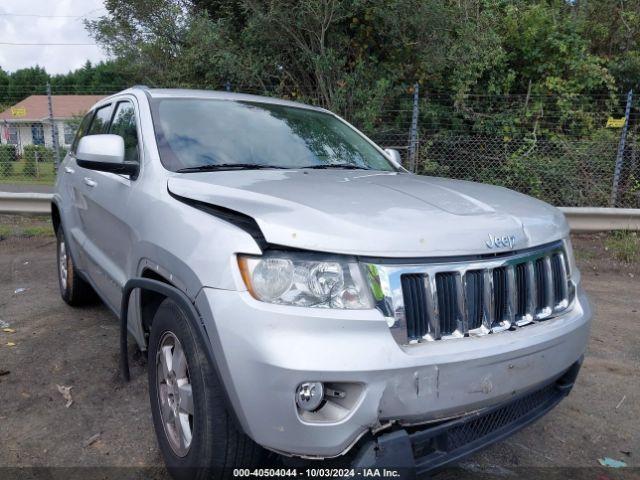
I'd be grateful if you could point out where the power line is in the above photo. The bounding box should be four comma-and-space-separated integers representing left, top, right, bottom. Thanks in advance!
0, 42, 98, 46
0, 7, 105, 19
0, 13, 81, 18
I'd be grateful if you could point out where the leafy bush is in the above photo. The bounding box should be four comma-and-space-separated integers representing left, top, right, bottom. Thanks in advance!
0, 144, 16, 176
21, 145, 65, 177
24, 144, 56, 162
22, 145, 48, 176
0, 144, 17, 162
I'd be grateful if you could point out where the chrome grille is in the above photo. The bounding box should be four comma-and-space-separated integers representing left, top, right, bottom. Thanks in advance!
366, 242, 574, 345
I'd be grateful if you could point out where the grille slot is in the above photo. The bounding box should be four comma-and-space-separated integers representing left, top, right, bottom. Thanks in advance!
384, 244, 573, 344
534, 258, 547, 311
492, 267, 508, 323
465, 271, 483, 330
551, 253, 568, 306
436, 273, 460, 335
515, 263, 528, 317
401, 274, 429, 340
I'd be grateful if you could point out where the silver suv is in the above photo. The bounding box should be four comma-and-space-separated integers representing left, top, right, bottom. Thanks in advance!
52, 87, 592, 477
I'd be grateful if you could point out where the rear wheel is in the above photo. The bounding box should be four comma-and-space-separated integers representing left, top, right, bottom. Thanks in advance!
148, 298, 265, 479
56, 227, 95, 306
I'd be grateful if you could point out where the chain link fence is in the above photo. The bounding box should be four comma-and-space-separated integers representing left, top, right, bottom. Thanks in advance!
1, 83, 638, 208
366, 89, 640, 208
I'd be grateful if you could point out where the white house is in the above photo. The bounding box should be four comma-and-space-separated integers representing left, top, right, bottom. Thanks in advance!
0, 95, 104, 153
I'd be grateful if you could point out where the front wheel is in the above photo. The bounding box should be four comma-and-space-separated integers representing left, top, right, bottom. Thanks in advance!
148, 298, 265, 479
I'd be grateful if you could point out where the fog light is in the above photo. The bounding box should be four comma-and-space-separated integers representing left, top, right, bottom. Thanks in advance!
295, 382, 324, 412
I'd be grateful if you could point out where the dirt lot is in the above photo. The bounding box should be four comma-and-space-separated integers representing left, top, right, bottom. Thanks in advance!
0, 219, 638, 479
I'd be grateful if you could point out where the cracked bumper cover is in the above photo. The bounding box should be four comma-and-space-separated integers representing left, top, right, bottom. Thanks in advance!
195, 285, 591, 458
351, 358, 582, 474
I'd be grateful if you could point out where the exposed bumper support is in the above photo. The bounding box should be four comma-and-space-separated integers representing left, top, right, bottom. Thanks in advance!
351, 357, 583, 476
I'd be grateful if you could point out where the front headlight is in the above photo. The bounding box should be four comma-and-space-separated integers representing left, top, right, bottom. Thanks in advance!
238, 252, 374, 309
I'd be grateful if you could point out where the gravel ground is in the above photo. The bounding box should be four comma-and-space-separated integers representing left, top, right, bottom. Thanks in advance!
0, 226, 638, 479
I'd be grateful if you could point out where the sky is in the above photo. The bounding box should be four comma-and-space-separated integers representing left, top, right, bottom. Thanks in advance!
0, 0, 109, 74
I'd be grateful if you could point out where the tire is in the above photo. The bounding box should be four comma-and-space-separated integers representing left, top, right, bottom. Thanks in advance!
56, 227, 95, 306
148, 298, 265, 480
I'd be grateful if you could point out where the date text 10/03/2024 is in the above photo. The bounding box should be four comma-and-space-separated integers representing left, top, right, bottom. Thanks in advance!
233, 468, 402, 477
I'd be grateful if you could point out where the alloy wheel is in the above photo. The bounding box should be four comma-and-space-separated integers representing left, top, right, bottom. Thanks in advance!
58, 239, 68, 288
156, 331, 194, 457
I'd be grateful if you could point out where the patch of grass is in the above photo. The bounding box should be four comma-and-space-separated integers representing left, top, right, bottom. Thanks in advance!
0, 225, 12, 240
605, 231, 640, 263
574, 248, 597, 262
22, 226, 54, 238
0, 216, 53, 240
0, 159, 56, 186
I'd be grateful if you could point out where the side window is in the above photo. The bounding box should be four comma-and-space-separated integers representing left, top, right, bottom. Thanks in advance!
109, 101, 139, 163
63, 123, 76, 145
31, 123, 45, 145
87, 104, 113, 135
71, 112, 93, 153
7, 125, 19, 145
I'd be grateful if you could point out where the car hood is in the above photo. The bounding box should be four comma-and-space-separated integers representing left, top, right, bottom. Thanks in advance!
167, 170, 568, 257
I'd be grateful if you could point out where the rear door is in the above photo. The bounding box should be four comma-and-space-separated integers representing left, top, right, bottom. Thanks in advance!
59, 110, 94, 273
75, 98, 141, 311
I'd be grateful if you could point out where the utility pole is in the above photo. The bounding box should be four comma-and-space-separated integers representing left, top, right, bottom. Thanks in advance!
610, 89, 633, 207
408, 83, 420, 172
46, 82, 61, 169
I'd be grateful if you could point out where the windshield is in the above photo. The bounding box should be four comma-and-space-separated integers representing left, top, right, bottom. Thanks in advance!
150, 98, 395, 172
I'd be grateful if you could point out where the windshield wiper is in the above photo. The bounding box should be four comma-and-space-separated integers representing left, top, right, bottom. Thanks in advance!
299, 163, 371, 170
177, 163, 290, 173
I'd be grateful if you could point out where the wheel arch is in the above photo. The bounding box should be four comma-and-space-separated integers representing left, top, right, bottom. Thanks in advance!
139, 268, 174, 344
51, 201, 61, 234
129, 251, 205, 351
119, 276, 246, 433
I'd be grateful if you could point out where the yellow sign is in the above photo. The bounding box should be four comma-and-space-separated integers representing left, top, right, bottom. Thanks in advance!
606, 117, 626, 128
10, 107, 26, 117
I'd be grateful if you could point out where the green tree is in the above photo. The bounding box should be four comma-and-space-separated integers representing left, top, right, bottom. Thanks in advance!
4, 66, 50, 105
0, 67, 10, 111
0, 145, 16, 177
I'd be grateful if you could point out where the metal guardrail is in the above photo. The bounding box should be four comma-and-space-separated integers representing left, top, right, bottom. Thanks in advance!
1, 193, 640, 231
0, 193, 53, 215
560, 207, 640, 232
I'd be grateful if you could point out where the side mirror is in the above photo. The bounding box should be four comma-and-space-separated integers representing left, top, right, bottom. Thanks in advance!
76, 134, 138, 176
384, 148, 402, 167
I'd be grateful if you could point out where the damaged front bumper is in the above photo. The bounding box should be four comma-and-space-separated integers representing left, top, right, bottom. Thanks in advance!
195, 284, 591, 459
351, 358, 582, 474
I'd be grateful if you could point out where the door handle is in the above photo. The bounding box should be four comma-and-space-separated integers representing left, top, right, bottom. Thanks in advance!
64, 166, 74, 174
83, 177, 97, 187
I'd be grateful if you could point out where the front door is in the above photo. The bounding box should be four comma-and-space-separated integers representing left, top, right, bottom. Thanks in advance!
75, 99, 141, 311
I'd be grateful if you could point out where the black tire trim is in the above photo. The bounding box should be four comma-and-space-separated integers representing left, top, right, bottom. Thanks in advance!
55, 214, 97, 306
120, 278, 244, 432
52, 200, 92, 286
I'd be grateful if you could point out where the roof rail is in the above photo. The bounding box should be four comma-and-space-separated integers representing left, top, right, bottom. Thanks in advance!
130, 85, 150, 90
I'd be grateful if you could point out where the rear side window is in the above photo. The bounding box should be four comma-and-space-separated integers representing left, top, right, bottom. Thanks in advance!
109, 101, 139, 163
70, 112, 93, 153
87, 104, 113, 135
